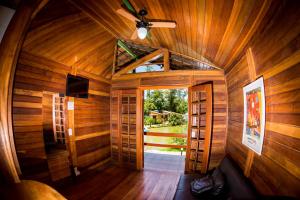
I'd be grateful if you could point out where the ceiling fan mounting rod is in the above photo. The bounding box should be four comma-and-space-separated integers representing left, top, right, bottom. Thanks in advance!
136, 21, 149, 28
139, 8, 147, 17
137, 9, 149, 29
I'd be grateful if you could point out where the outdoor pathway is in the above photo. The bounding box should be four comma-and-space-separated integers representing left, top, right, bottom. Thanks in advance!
144, 152, 185, 173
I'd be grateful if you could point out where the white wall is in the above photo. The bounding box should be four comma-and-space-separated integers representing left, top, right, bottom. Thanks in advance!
0, 5, 15, 44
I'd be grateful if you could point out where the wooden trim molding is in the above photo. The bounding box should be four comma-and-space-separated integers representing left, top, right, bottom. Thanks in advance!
0, 0, 49, 183
144, 143, 186, 149
112, 70, 224, 81
163, 49, 170, 72
89, 90, 110, 97
75, 131, 110, 141
246, 48, 257, 80
67, 97, 77, 167
136, 89, 143, 170
261, 50, 300, 79
139, 85, 189, 90
266, 122, 300, 139
144, 132, 187, 138
113, 49, 164, 77
244, 151, 254, 177
112, 42, 118, 75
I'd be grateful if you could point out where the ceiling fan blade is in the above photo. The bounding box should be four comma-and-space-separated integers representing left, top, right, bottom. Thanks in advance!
116, 8, 139, 22
131, 29, 138, 40
122, 0, 137, 14
149, 21, 176, 28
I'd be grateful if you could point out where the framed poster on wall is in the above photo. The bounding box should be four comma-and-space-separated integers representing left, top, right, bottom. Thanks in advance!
242, 77, 266, 155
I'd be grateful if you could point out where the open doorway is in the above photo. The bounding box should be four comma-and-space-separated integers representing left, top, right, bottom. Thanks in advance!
143, 89, 188, 173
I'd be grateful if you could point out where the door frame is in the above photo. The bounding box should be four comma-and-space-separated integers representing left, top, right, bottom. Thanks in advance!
137, 85, 189, 170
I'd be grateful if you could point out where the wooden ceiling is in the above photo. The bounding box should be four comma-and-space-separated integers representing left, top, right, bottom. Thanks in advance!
21, 0, 272, 79
69, 0, 271, 70
22, 0, 116, 79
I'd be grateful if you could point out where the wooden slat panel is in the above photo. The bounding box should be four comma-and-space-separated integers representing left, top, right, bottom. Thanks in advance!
13, 49, 112, 181
22, 0, 115, 78
76, 134, 110, 157
77, 146, 111, 169
74, 90, 111, 171
225, 1, 300, 197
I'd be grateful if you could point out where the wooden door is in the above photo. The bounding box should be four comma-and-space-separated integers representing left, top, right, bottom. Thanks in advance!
185, 83, 213, 173
110, 89, 143, 169
120, 90, 137, 166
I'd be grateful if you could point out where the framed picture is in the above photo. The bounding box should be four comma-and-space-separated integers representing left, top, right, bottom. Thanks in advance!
242, 77, 266, 155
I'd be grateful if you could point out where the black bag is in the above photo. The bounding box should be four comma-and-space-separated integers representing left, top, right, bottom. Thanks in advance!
190, 175, 214, 196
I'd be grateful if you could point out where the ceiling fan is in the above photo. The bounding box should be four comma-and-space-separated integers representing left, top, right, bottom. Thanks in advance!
116, 3, 176, 40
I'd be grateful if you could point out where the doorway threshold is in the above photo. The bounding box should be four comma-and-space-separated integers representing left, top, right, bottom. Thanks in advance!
144, 152, 185, 173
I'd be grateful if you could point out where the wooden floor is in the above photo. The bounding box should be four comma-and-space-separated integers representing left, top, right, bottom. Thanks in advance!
144, 152, 185, 173
55, 165, 180, 200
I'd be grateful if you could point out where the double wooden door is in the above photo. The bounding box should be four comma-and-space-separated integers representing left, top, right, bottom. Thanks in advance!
185, 83, 213, 173
111, 84, 212, 173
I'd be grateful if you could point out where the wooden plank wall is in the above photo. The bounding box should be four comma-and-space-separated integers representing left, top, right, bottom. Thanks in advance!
225, 1, 300, 197
12, 51, 111, 182
13, 88, 51, 182
75, 94, 111, 170
112, 74, 227, 170
42, 92, 54, 152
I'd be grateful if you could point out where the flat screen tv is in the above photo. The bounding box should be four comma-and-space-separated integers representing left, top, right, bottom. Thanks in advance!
66, 74, 89, 98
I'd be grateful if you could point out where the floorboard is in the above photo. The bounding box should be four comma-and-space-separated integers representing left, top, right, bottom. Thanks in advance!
55, 165, 181, 200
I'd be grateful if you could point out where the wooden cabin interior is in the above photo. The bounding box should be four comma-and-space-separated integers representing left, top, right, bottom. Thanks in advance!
0, 0, 299, 199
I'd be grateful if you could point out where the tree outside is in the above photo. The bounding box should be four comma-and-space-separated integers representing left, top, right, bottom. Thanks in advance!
144, 89, 188, 153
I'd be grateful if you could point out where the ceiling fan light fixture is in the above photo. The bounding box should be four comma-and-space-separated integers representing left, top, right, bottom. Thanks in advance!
137, 27, 147, 39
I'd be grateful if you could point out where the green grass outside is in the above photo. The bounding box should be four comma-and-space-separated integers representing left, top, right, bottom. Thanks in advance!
144, 125, 187, 152
146, 124, 187, 133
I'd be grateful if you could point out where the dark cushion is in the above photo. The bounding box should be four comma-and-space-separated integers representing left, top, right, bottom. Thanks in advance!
176, 174, 203, 191
174, 174, 203, 200
219, 156, 257, 200
211, 167, 225, 196
190, 175, 214, 196
174, 155, 258, 200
